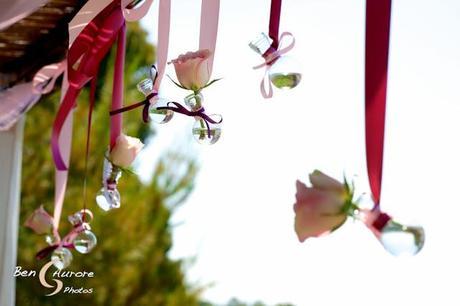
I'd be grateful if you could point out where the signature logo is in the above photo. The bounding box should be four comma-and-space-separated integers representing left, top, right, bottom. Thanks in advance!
14, 262, 94, 295
39, 261, 64, 296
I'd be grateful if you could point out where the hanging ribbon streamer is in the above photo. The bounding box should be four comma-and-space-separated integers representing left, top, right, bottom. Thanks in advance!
199, 0, 220, 74
268, 0, 282, 49
365, 0, 392, 226
0, 60, 65, 131
110, 0, 170, 123
110, 22, 127, 149
51, 0, 155, 236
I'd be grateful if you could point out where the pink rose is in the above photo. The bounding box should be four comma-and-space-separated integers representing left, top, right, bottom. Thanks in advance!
24, 205, 54, 234
109, 134, 144, 168
293, 171, 348, 242
169, 49, 212, 91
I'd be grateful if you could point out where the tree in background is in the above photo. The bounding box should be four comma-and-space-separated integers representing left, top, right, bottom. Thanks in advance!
16, 22, 200, 306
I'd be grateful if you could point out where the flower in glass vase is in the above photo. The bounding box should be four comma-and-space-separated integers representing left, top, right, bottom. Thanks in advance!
169, 49, 213, 92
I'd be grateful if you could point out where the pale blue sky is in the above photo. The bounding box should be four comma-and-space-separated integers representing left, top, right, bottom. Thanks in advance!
138, 1, 460, 305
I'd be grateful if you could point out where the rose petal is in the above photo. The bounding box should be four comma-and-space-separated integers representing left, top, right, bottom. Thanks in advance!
293, 179, 347, 242
309, 170, 345, 193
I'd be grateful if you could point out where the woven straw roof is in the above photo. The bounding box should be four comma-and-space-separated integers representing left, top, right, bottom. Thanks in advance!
0, 0, 85, 89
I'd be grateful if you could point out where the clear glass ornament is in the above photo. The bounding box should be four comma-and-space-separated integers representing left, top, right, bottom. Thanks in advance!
249, 32, 273, 55
137, 78, 154, 96
185, 92, 204, 111
96, 158, 122, 211
68, 209, 93, 225
149, 96, 174, 124
249, 32, 302, 90
68, 211, 83, 226
192, 114, 222, 145
379, 220, 425, 256
51, 247, 73, 270
268, 56, 302, 89
96, 188, 121, 211
73, 230, 97, 254
45, 234, 57, 245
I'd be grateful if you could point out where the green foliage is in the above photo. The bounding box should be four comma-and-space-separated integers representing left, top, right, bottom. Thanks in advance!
200, 298, 295, 306
16, 22, 200, 306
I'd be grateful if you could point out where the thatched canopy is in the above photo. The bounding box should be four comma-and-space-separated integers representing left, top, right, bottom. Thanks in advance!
0, 0, 85, 89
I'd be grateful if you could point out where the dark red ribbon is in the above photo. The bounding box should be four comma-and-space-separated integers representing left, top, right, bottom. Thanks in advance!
365, 0, 392, 208
260, 0, 283, 63
268, 0, 282, 49
51, 1, 126, 170
36, 243, 74, 260
157, 102, 222, 138
109, 65, 159, 123
109, 92, 157, 123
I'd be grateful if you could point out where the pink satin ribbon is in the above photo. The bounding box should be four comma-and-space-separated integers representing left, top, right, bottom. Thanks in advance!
153, 0, 171, 92
0, 0, 48, 30
253, 32, 295, 99
199, 0, 220, 75
0, 60, 65, 131
110, 22, 126, 149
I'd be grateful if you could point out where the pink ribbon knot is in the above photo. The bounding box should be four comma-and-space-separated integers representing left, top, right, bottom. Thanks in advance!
253, 32, 295, 99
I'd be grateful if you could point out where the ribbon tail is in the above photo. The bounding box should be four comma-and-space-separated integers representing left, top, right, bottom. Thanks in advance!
260, 70, 273, 99
142, 102, 150, 123
51, 86, 79, 170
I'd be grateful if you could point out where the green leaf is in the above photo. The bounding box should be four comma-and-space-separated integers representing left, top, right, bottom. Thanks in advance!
166, 74, 188, 90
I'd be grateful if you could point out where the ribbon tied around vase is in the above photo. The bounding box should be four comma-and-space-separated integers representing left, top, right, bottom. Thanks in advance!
109, 65, 162, 124
251, 32, 300, 98
250, 0, 302, 99
36, 209, 97, 270
157, 101, 223, 144
363, 0, 424, 256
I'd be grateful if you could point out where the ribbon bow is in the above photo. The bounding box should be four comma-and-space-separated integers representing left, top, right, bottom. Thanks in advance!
253, 32, 295, 99
36, 210, 93, 260
109, 65, 160, 123
156, 102, 222, 138
35, 224, 85, 260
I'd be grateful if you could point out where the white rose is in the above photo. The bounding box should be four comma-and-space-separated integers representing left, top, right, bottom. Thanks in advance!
109, 134, 144, 168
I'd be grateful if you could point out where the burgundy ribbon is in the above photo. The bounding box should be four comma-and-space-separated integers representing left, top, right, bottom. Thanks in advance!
109, 65, 159, 123
157, 102, 222, 138
35, 223, 85, 260
268, 0, 282, 49
51, 1, 126, 170
109, 92, 157, 123
365, 0, 392, 227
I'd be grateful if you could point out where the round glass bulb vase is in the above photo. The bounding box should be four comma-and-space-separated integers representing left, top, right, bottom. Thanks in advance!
192, 114, 222, 145
74, 230, 98, 254
51, 247, 73, 270
137, 78, 173, 124
379, 219, 425, 256
96, 158, 122, 211
249, 32, 302, 90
